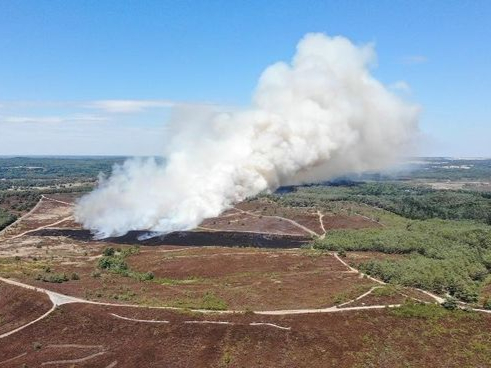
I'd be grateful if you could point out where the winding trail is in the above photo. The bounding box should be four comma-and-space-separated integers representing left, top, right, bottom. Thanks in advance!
0, 352, 27, 365
0, 303, 57, 339
41, 196, 74, 207
5, 215, 74, 241
110, 313, 169, 324
235, 208, 319, 237
1, 248, 490, 341
336, 286, 382, 308
0, 195, 45, 239
333, 252, 385, 284
41, 351, 106, 366
0, 195, 74, 243
0, 196, 489, 342
317, 210, 326, 239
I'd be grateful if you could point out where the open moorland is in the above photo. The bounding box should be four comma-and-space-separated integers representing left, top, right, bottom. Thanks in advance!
1, 157, 491, 367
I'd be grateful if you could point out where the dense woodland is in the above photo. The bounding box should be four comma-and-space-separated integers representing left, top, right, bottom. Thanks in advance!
271, 183, 491, 224
314, 220, 491, 303
268, 177, 491, 306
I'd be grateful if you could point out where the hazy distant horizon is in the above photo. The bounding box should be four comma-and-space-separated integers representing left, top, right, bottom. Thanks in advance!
1, 155, 490, 160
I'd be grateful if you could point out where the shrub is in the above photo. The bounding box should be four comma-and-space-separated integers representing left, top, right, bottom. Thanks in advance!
442, 297, 458, 310
35, 273, 69, 283
138, 272, 154, 281
120, 246, 140, 257
91, 270, 101, 278
102, 247, 115, 256
98, 256, 128, 272
200, 292, 228, 310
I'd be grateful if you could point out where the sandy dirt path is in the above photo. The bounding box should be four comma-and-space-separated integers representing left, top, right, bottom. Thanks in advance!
235, 208, 319, 237
0, 195, 45, 238
0, 195, 74, 243
3, 215, 74, 241
1, 251, 490, 340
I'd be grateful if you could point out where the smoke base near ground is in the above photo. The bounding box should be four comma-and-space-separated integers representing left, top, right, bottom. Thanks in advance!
75, 33, 419, 238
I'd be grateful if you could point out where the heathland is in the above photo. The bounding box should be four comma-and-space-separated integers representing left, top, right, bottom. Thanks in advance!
0, 156, 490, 367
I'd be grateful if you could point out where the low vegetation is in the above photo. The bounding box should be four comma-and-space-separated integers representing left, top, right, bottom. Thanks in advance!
97, 246, 156, 281
35, 272, 69, 283
389, 300, 472, 319
261, 180, 491, 305
315, 219, 491, 303
171, 291, 228, 310
0, 208, 17, 232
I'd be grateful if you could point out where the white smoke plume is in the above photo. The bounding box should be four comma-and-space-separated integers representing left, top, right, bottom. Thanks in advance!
75, 33, 419, 238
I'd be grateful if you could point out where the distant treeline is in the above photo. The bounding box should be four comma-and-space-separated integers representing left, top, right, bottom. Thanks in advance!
269, 183, 491, 224
0, 156, 125, 180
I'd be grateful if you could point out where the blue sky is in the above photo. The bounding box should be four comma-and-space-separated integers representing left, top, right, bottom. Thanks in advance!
0, 0, 490, 156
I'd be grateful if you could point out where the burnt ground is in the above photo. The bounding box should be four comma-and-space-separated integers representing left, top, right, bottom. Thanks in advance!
30, 228, 310, 248
3, 195, 487, 367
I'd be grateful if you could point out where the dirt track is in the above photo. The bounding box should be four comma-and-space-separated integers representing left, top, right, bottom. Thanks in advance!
4, 196, 491, 367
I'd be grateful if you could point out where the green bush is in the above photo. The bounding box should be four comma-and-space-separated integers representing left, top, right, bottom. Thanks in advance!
35, 272, 69, 283
102, 247, 115, 256
200, 292, 228, 310
137, 271, 154, 281
98, 256, 128, 272
442, 297, 458, 310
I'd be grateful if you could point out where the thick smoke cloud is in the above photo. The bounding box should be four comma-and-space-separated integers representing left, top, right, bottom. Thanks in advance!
75, 33, 419, 238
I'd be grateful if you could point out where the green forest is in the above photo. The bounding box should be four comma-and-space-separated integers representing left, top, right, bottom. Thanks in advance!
269, 180, 491, 306
271, 182, 491, 224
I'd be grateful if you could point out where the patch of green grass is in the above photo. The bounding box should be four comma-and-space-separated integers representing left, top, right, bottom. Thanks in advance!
200, 292, 228, 310
332, 284, 373, 305
220, 350, 233, 367
169, 291, 228, 311
111, 288, 137, 301
372, 285, 399, 297
155, 276, 203, 285
389, 301, 474, 320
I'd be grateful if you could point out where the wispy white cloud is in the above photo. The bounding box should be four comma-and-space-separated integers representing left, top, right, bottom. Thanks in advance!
86, 99, 177, 113
389, 80, 411, 93
0, 99, 218, 114
401, 55, 428, 65
2, 115, 108, 124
